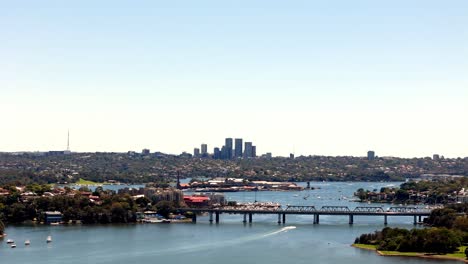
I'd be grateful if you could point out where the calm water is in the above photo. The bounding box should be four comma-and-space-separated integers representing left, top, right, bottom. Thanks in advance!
1, 182, 455, 264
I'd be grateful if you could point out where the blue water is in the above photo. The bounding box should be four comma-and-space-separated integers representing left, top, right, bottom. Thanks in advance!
1, 182, 454, 264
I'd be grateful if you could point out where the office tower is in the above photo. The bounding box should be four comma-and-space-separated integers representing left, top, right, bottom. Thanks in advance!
244, 142, 253, 158
265, 152, 272, 159
201, 144, 208, 157
235, 138, 243, 158
221, 146, 227, 160
214, 147, 221, 159
194, 148, 200, 157
433, 154, 440, 160
225, 138, 233, 159
367, 151, 375, 161
252, 146, 257, 158
290, 153, 295, 159
142, 149, 150, 155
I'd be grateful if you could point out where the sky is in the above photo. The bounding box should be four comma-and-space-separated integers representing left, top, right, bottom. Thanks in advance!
1, 0, 467, 158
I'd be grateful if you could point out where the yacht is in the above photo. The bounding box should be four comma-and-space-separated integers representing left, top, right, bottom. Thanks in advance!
11, 244, 17, 248
6, 239, 14, 244
46, 236, 52, 243
25, 240, 31, 245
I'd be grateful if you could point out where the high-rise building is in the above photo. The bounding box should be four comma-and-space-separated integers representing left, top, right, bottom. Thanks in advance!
201, 144, 208, 157
235, 138, 243, 158
433, 154, 440, 160
252, 146, 257, 158
225, 138, 233, 159
142, 149, 150, 155
214, 147, 221, 159
244, 142, 253, 158
290, 153, 295, 159
367, 151, 375, 161
194, 148, 200, 157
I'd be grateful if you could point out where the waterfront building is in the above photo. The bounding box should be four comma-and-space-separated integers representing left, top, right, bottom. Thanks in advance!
244, 142, 253, 158
367, 150, 375, 161
44, 211, 62, 224
235, 138, 243, 158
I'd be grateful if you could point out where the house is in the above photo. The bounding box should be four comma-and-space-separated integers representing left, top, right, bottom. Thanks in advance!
44, 211, 63, 224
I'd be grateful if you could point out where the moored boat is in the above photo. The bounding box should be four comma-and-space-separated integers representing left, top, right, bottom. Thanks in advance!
25, 240, 31, 245
46, 235, 52, 243
6, 239, 14, 244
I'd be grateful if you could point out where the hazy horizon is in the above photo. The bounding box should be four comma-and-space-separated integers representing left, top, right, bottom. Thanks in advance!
1, 1, 467, 158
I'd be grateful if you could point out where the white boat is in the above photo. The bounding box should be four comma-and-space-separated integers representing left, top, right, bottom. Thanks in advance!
25, 240, 31, 245
11, 244, 17, 248
46, 236, 52, 243
6, 239, 14, 244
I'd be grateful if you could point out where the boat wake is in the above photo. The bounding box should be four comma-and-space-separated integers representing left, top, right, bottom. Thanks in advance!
143, 226, 297, 256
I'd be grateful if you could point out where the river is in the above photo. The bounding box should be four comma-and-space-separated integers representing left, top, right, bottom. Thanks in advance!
1, 182, 455, 264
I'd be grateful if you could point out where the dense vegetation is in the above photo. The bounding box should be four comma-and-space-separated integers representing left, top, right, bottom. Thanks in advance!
355, 177, 468, 204
356, 203, 468, 254
1, 152, 467, 185
0, 219, 4, 236
0, 185, 182, 224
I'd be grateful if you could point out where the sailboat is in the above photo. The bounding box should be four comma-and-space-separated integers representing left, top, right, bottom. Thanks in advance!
46, 235, 52, 243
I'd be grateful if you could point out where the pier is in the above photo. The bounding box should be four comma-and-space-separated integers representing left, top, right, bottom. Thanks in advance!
178, 205, 431, 225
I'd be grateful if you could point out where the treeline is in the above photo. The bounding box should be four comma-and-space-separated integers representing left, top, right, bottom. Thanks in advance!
355, 205, 468, 254
355, 178, 468, 204
0, 186, 182, 225
355, 227, 463, 253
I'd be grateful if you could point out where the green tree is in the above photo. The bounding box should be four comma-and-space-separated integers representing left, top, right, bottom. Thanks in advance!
0, 219, 5, 236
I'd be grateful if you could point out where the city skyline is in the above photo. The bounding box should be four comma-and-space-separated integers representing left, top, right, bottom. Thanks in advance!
1, 1, 467, 158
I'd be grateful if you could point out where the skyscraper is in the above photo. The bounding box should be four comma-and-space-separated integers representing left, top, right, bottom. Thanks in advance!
194, 148, 200, 157
214, 147, 221, 159
201, 144, 208, 157
225, 138, 233, 159
367, 151, 375, 161
235, 138, 243, 158
244, 142, 253, 158
252, 146, 257, 158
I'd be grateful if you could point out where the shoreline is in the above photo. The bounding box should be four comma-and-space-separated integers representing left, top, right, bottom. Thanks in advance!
352, 244, 468, 263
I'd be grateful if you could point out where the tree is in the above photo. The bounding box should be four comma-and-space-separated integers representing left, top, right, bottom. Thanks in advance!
0, 219, 4, 236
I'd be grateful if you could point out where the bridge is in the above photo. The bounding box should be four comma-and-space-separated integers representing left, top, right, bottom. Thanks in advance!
177, 205, 432, 225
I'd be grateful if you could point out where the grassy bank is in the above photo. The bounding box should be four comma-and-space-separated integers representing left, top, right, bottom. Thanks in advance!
352, 244, 468, 263
75, 178, 100, 185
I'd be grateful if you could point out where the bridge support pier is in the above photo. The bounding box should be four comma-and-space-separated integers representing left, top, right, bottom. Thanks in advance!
215, 212, 220, 223
313, 214, 320, 224
209, 212, 213, 223
192, 214, 197, 223
419, 215, 422, 222
413, 215, 417, 225
384, 215, 388, 225
349, 214, 354, 225
249, 213, 253, 223
243, 213, 247, 223
278, 214, 281, 224
282, 213, 286, 224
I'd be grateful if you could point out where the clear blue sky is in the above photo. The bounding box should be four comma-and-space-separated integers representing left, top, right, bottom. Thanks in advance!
1, 0, 467, 158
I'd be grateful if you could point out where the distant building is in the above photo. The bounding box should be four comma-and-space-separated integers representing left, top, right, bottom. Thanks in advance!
367, 151, 375, 161
225, 138, 233, 159
201, 144, 208, 157
290, 153, 295, 159
252, 146, 257, 158
265, 152, 272, 159
244, 142, 253, 158
44, 211, 62, 224
235, 138, 243, 158
433, 154, 440, 160
142, 149, 150, 155
194, 148, 200, 157
214, 147, 221, 159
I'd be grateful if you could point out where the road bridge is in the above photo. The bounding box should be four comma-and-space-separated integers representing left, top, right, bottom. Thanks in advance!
177, 205, 432, 225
